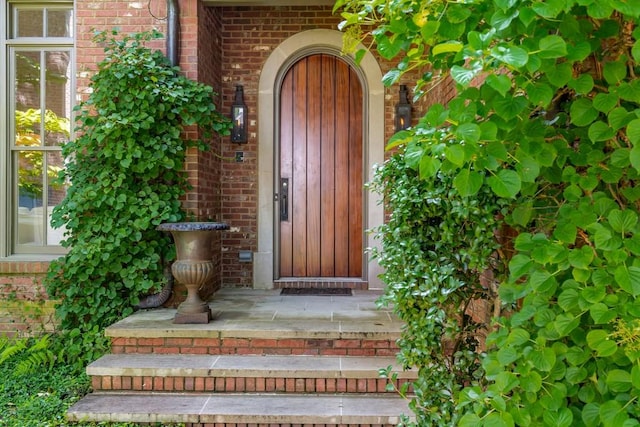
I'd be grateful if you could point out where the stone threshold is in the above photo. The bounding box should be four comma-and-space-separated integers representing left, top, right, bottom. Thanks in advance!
68, 392, 413, 425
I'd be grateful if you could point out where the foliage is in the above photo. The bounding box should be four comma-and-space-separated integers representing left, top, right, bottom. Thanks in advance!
336, 0, 640, 425
0, 334, 56, 375
45, 30, 230, 366
369, 154, 505, 425
0, 333, 174, 426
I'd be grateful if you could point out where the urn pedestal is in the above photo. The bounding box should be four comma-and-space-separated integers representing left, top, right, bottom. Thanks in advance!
157, 222, 229, 324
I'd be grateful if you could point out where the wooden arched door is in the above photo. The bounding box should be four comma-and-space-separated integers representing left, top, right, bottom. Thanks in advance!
278, 54, 363, 279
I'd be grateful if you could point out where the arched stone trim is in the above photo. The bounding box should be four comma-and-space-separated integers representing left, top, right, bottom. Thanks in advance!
254, 29, 384, 289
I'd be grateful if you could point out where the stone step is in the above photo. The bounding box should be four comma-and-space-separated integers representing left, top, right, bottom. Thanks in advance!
67, 392, 413, 426
88, 354, 416, 393
106, 307, 402, 356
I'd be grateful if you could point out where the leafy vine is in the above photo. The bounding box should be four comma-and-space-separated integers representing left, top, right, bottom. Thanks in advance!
45, 30, 230, 365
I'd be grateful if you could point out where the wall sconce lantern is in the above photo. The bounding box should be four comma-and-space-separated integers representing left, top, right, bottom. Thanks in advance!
231, 85, 248, 144
395, 84, 412, 132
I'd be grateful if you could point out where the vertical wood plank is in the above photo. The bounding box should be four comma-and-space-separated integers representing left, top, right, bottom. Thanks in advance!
333, 58, 350, 277
348, 67, 364, 277
292, 58, 308, 276
320, 55, 336, 277
279, 67, 294, 277
305, 55, 322, 276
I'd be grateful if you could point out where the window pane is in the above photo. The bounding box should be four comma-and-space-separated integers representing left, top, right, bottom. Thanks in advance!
16, 8, 44, 37
16, 150, 44, 245
46, 151, 68, 245
47, 9, 73, 37
15, 51, 42, 123
45, 51, 72, 146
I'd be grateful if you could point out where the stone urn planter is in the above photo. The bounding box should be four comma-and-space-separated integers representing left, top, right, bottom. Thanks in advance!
157, 222, 229, 324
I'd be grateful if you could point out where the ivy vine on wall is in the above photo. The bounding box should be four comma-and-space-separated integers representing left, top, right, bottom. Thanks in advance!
336, 0, 640, 425
45, 30, 230, 365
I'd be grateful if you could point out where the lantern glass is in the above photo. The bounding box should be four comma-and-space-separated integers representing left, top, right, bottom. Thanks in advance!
395, 85, 412, 132
231, 85, 248, 144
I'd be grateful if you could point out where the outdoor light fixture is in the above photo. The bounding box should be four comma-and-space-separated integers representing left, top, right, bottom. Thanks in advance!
231, 85, 248, 144
395, 84, 412, 132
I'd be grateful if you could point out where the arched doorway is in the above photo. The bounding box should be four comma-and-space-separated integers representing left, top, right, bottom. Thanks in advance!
255, 29, 385, 289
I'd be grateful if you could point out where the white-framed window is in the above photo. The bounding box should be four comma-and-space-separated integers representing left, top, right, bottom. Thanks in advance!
2, 1, 74, 256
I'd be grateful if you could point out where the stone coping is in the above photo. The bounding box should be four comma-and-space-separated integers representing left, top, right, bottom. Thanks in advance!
68, 393, 414, 425
87, 354, 417, 379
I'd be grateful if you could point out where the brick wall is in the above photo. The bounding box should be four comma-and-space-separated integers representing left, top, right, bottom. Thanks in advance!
0, 262, 55, 337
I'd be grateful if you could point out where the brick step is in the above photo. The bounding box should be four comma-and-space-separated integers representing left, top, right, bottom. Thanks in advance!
67, 392, 413, 426
88, 354, 416, 393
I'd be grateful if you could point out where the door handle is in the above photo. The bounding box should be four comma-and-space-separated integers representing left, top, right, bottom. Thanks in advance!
280, 178, 289, 221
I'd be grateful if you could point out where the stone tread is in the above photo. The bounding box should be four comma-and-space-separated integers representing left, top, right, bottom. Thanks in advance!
88, 354, 417, 379
68, 392, 412, 425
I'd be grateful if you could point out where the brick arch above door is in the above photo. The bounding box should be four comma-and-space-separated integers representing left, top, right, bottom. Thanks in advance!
255, 29, 384, 289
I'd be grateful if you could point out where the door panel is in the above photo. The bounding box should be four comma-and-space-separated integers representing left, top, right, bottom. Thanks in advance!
279, 54, 363, 278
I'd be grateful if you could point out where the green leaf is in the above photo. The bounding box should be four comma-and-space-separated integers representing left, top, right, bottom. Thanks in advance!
609, 209, 638, 234
451, 65, 479, 86
627, 118, 640, 145
614, 265, 640, 296
494, 371, 519, 393
606, 369, 632, 392
599, 401, 623, 426
571, 98, 599, 126
491, 45, 529, 68
593, 93, 619, 113
633, 40, 640, 63
533, 0, 564, 17
530, 347, 556, 371
582, 403, 600, 427
453, 169, 483, 197
527, 82, 553, 106
486, 74, 512, 97
603, 60, 627, 84
543, 408, 573, 427
431, 41, 463, 56
445, 144, 466, 166
630, 146, 640, 171
382, 69, 401, 86
568, 74, 594, 94
494, 95, 528, 120
539, 35, 567, 58
588, 121, 615, 142
609, 107, 635, 131
497, 345, 520, 365
459, 414, 482, 427
376, 34, 404, 60
488, 169, 521, 198
455, 123, 481, 143
520, 371, 542, 392
516, 155, 540, 182
546, 62, 573, 87
419, 155, 441, 179
590, 302, 616, 324
587, 329, 618, 357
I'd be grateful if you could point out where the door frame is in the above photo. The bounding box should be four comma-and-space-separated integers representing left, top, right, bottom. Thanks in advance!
254, 29, 385, 289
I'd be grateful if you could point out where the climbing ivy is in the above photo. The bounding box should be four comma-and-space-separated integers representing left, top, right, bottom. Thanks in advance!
370, 155, 505, 425
45, 30, 230, 363
336, 0, 640, 425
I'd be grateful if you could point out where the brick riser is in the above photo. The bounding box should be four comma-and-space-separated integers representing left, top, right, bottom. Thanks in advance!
111, 337, 399, 357
182, 424, 397, 427
92, 375, 411, 394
